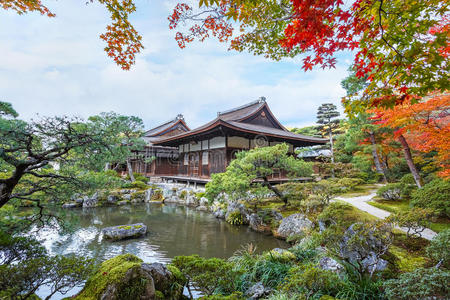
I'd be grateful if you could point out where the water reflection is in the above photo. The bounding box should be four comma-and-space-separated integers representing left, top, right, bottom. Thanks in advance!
33, 203, 288, 299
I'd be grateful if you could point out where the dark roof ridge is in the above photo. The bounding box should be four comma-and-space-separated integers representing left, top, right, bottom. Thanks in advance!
144, 114, 186, 137
217, 97, 266, 116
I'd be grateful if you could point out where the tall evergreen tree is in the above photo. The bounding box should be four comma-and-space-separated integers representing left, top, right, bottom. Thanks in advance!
316, 103, 340, 177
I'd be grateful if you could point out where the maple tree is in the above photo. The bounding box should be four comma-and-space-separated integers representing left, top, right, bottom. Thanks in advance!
1, 0, 143, 70
169, 0, 449, 110
370, 94, 450, 183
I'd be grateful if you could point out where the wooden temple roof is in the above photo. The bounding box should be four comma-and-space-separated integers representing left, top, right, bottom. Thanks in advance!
154, 98, 327, 147
144, 114, 190, 137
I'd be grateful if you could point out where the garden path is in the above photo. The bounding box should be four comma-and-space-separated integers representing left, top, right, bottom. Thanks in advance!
334, 190, 437, 240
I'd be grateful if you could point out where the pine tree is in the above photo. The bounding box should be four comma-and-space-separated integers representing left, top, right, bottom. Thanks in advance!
317, 103, 340, 177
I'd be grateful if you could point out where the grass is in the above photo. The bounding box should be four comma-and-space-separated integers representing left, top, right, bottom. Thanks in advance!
367, 197, 410, 213
428, 220, 450, 233
337, 184, 378, 198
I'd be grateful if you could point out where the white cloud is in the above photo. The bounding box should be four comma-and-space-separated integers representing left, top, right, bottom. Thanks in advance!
0, 0, 350, 130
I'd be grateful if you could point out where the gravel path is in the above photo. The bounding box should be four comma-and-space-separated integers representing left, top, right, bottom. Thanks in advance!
334, 191, 437, 240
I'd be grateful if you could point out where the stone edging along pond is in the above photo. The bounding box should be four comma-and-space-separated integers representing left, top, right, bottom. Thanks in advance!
61, 182, 314, 242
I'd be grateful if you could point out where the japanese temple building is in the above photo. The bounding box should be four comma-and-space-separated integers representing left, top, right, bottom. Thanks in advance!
129, 98, 327, 183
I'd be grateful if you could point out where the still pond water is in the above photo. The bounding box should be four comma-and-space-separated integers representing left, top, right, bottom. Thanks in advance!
35, 203, 287, 299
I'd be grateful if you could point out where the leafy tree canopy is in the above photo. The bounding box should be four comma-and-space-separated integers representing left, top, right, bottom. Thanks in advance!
169, 0, 449, 111
0, 103, 142, 224
206, 143, 313, 205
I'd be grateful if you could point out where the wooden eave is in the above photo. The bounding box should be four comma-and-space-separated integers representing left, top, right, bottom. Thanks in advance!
154, 119, 327, 147
145, 118, 190, 137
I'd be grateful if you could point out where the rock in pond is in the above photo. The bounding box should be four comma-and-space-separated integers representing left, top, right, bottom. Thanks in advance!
196, 205, 208, 212
117, 200, 128, 206
62, 202, 80, 209
102, 223, 147, 241
275, 213, 313, 239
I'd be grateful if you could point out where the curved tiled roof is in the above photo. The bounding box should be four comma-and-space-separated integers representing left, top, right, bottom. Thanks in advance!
154, 99, 327, 146
144, 114, 190, 137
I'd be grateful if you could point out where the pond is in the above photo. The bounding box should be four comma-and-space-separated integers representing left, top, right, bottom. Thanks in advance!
34, 203, 288, 299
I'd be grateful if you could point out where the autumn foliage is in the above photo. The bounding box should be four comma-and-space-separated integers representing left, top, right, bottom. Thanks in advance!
370, 94, 450, 178
169, 0, 449, 109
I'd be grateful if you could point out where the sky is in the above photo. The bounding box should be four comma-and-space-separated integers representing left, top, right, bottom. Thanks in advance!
0, 0, 352, 130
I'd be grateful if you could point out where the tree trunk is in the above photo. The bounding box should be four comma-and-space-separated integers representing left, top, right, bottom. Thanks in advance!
104, 162, 110, 171
369, 131, 388, 182
0, 183, 11, 209
398, 134, 422, 188
126, 158, 135, 182
263, 176, 288, 205
0, 167, 24, 208
329, 128, 335, 178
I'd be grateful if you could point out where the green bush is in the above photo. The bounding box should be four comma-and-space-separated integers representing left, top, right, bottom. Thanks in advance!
0, 231, 94, 300
196, 192, 206, 200
122, 181, 149, 190
172, 255, 240, 296
134, 174, 148, 184
411, 179, 450, 217
280, 264, 344, 297
376, 183, 404, 201
226, 211, 243, 225
426, 229, 450, 269
337, 178, 364, 192
383, 268, 449, 300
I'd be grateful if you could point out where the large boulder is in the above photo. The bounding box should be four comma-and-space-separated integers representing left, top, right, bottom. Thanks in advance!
199, 197, 209, 207
131, 191, 146, 203
141, 263, 173, 292
75, 254, 155, 300
225, 202, 250, 225
196, 205, 208, 212
83, 192, 99, 208
339, 223, 389, 273
62, 202, 79, 209
319, 257, 344, 273
275, 213, 313, 240
213, 208, 225, 219
102, 223, 147, 241
246, 282, 272, 299
107, 194, 120, 205
249, 210, 282, 234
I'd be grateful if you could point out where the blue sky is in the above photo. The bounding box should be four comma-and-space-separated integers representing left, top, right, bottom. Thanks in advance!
0, 0, 352, 129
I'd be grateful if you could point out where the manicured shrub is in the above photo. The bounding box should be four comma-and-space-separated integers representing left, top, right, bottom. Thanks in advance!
411, 179, 450, 217
172, 255, 240, 296
280, 264, 344, 297
123, 181, 148, 190
134, 174, 148, 184
426, 229, 450, 269
337, 178, 364, 192
383, 268, 450, 300
318, 201, 355, 228
196, 192, 206, 200
376, 183, 403, 201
